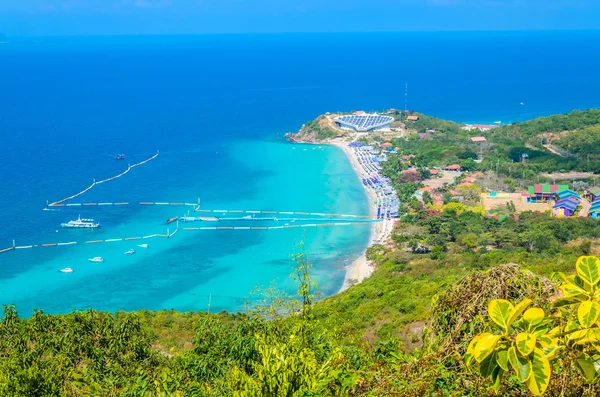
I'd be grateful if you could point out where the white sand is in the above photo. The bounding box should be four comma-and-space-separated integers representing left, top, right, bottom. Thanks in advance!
327, 140, 393, 292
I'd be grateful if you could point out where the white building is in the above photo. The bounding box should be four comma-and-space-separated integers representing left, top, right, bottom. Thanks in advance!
335, 113, 394, 132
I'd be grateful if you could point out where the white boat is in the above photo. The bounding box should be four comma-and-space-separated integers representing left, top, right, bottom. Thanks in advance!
137, 244, 149, 248
199, 216, 219, 222
61, 215, 99, 228
125, 249, 135, 255
88, 257, 104, 263
60, 268, 74, 273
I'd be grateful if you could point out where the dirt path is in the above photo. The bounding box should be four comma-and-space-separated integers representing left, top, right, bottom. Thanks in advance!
579, 197, 591, 218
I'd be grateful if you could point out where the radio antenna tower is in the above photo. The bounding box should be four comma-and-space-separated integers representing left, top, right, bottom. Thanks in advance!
404, 81, 408, 112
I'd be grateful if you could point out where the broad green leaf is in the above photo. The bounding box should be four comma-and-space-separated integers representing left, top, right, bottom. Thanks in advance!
576, 356, 596, 382
479, 351, 498, 378
543, 345, 563, 360
473, 333, 501, 363
467, 333, 501, 364
507, 298, 532, 327
523, 308, 545, 327
508, 346, 531, 382
496, 349, 509, 371
558, 273, 590, 297
526, 348, 551, 396
578, 301, 600, 328
488, 299, 514, 330
516, 333, 536, 356
490, 366, 504, 392
576, 256, 600, 287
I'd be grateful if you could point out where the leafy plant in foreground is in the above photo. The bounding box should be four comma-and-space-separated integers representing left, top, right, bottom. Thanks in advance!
466, 256, 600, 395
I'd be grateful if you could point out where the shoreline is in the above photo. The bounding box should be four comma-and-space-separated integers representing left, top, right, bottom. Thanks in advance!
329, 140, 392, 292
291, 135, 393, 293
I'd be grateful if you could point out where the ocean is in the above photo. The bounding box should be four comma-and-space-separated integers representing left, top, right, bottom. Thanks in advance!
1, 31, 599, 316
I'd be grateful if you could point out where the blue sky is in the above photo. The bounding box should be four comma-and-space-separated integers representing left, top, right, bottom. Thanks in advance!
1, 0, 599, 36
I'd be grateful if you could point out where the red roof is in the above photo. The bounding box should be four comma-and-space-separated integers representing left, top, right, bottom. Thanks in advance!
458, 182, 474, 187
430, 170, 439, 175
469, 136, 487, 142
406, 115, 419, 121
444, 164, 461, 170
382, 142, 393, 148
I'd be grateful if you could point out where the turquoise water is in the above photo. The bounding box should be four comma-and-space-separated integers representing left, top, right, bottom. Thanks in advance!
2, 31, 600, 315
0, 138, 370, 315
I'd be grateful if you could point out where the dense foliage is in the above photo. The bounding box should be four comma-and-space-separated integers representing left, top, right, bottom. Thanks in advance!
467, 256, 600, 395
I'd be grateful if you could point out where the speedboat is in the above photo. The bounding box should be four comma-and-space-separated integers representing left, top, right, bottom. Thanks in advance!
137, 244, 149, 248
88, 257, 104, 263
60, 268, 73, 273
115, 154, 126, 160
125, 249, 135, 255
166, 216, 178, 224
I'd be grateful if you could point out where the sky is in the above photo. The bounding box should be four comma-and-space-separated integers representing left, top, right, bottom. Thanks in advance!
0, 0, 599, 36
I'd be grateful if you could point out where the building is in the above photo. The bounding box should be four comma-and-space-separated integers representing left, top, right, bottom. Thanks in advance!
527, 184, 568, 203
556, 190, 581, 201
589, 199, 600, 218
462, 124, 498, 132
443, 164, 462, 171
553, 197, 579, 217
469, 136, 487, 142
335, 113, 394, 132
406, 115, 420, 121
586, 186, 600, 202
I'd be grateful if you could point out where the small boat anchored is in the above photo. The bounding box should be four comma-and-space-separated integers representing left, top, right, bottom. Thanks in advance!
61, 216, 99, 228
115, 154, 126, 160
166, 216, 178, 224
199, 216, 219, 222
88, 257, 104, 263
60, 268, 74, 273
125, 249, 135, 255
137, 244, 149, 248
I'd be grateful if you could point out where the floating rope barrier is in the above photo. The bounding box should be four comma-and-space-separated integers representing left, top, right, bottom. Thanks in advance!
47, 151, 159, 207
182, 221, 374, 231
0, 217, 375, 256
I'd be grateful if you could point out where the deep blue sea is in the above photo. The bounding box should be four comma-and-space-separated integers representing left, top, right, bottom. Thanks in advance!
1, 31, 600, 316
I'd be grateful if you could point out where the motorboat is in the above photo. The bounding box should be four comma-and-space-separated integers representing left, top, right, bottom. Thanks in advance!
125, 249, 135, 255
115, 154, 126, 160
166, 216, 178, 224
181, 216, 197, 222
198, 216, 219, 221
60, 268, 74, 273
61, 216, 99, 228
137, 244, 149, 248
88, 257, 104, 263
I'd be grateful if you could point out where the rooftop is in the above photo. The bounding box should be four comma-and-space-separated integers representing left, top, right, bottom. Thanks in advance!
335, 114, 394, 132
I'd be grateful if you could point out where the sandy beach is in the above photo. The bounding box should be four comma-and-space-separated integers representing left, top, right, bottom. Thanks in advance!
328, 139, 394, 292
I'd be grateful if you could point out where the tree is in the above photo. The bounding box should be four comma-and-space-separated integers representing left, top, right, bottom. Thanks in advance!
519, 226, 555, 253
466, 256, 600, 396
422, 191, 433, 205
460, 158, 477, 172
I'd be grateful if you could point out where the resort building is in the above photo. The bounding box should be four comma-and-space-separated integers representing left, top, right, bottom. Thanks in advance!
469, 136, 487, 142
443, 164, 462, 172
556, 190, 581, 201
553, 197, 579, 217
585, 186, 600, 202
462, 124, 498, 132
335, 113, 394, 132
527, 184, 568, 203
589, 199, 600, 218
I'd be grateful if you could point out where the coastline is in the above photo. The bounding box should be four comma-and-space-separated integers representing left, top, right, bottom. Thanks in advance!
329, 139, 392, 292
